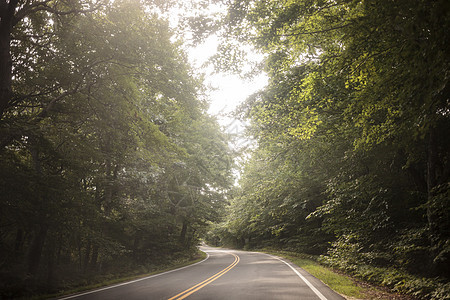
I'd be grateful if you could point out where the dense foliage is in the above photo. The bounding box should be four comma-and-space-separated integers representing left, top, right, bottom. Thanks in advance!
0, 0, 233, 297
209, 0, 449, 298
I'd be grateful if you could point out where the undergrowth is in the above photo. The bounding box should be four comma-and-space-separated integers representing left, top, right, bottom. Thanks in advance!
321, 254, 450, 300
263, 249, 364, 299
3, 250, 207, 300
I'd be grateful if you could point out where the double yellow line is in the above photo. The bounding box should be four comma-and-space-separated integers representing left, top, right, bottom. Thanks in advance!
168, 252, 240, 300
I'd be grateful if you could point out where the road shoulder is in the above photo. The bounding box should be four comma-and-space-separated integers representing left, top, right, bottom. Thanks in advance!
49, 251, 208, 300
260, 249, 416, 300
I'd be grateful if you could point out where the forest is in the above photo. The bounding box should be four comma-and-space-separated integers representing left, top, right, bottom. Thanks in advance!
0, 0, 233, 297
0, 0, 449, 299
206, 0, 449, 299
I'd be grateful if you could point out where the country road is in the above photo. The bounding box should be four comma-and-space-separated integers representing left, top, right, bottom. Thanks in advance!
59, 246, 345, 300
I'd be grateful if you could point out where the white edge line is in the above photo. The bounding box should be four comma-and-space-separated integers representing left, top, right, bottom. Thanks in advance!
266, 254, 328, 300
58, 251, 210, 300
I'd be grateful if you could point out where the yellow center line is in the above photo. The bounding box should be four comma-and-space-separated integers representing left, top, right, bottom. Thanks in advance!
168, 252, 240, 300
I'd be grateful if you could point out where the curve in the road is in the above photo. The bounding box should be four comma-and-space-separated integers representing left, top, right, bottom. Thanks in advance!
168, 252, 240, 300
57, 247, 345, 300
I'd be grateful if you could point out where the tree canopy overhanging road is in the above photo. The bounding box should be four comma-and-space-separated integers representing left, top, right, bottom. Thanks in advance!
59, 246, 344, 300
0, 0, 449, 299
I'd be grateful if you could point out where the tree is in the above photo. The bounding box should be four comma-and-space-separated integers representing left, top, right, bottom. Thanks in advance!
218, 0, 450, 282
0, 0, 106, 120
0, 0, 234, 296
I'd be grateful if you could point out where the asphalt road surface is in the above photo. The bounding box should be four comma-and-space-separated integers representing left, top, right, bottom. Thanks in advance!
59, 246, 345, 300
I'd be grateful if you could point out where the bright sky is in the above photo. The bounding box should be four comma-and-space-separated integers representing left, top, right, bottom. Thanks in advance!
166, 1, 267, 129
164, 0, 267, 154
186, 37, 267, 117
186, 34, 268, 150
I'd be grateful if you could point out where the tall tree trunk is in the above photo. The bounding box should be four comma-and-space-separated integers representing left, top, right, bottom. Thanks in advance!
90, 244, 99, 271
77, 235, 83, 270
180, 220, 188, 245
104, 164, 113, 216
27, 142, 47, 276
0, 1, 16, 119
27, 225, 48, 276
133, 231, 142, 259
83, 240, 91, 273
408, 165, 428, 194
426, 128, 441, 275
56, 239, 62, 265
14, 228, 24, 258
103, 138, 115, 216
46, 239, 56, 288
187, 228, 196, 247
426, 128, 438, 235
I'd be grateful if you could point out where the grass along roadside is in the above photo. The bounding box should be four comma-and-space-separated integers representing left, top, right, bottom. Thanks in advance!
32, 251, 208, 300
261, 249, 414, 300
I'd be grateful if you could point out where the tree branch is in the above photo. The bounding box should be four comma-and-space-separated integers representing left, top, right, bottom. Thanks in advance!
35, 57, 113, 120
14, 0, 106, 26
280, 24, 350, 37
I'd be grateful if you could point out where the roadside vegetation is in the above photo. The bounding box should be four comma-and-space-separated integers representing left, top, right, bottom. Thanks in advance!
263, 249, 444, 300
34, 250, 207, 300
203, 0, 450, 299
264, 250, 365, 299
0, 0, 232, 298
1, 0, 449, 299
